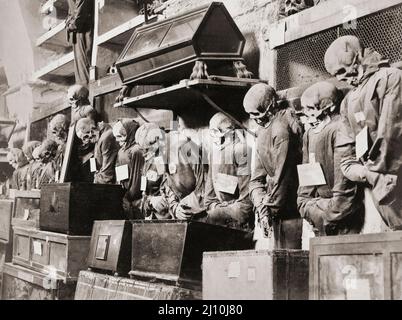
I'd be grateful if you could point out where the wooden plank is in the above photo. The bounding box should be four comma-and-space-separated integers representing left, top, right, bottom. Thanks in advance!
270, 0, 402, 48
36, 21, 70, 52
31, 100, 70, 123
33, 52, 75, 81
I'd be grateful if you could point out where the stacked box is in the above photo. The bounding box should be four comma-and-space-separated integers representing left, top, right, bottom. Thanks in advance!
11, 190, 41, 230
309, 231, 402, 300
2, 263, 76, 300
202, 250, 309, 300
75, 270, 201, 300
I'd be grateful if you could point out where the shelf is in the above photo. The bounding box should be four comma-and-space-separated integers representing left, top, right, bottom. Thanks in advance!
95, 15, 146, 48
36, 21, 71, 52
33, 52, 75, 84
114, 78, 262, 118
40, 0, 69, 19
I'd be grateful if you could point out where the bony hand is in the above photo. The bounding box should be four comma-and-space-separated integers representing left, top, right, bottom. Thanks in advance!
260, 215, 272, 238
176, 204, 194, 220
150, 196, 167, 213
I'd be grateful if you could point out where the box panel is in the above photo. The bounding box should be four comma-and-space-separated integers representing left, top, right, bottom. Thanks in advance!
0, 200, 13, 243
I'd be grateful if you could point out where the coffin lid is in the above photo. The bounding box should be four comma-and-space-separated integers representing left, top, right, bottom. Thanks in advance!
116, 2, 246, 64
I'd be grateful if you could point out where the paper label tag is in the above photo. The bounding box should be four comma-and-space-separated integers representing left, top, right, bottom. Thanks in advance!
168, 164, 177, 175
23, 209, 30, 221
146, 170, 158, 182
247, 267, 256, 282
228, 261, 240, 278
297, 163, 326, 187
115, 165, 129, 182
354, 112, 366, 123
90, 158, 97, 173
140, 176, 147, 191
356, 126, 369, 159
215, 173, 238, 195
309, 153, 316, 164
55, 170, 60, 183
33, 241, 43, 256
154, 156, 166, 175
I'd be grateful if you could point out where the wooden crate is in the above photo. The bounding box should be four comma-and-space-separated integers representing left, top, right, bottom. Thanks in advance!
130, 220, 254, 290
203, 250, 309, 300
87, 220, 132, 276
309, 231, 402, 300
1, 263, 76, 300
40, 183, 124, 235
0, 242, 13, 292
10, 190, 41, 230
0, 200, 13, 243
74, 270, 201, 300
12, 227, 91, 282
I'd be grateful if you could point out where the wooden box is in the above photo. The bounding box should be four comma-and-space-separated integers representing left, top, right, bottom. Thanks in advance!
202, 250, 309, 300
116, 2, 245, 85
2, 263, 76, 300
40, 183, 124, 235
75, 270, 201, 300
12, 227, 91, 282
130, 220, 253, 289
87, 220, 132, 276
11, 190, 41, 229
309, 231, 402, 300
0, 200, 13, 243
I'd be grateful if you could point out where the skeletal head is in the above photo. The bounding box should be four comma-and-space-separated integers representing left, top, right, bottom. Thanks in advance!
22, 141, 42, 162
67, 84, 90, 109
243, 83, 278, 127
49, 114, 68, 144
75, 118, 99, 146
209, 112, 236, 147
324, 36, 365, 86
37, 140, 58, 163
113, 121, 127, 147
300, 81, 342, 129
7, 148, 28, 169
32, 146, 41, 162
284, 0, 314, 16
135, 123, 165, 154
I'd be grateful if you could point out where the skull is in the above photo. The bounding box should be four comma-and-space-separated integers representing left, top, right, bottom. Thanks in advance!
37, 140, 58, 163
112, 121, 127, 147
135, 123, 165, 155
75, 118, 99, 146
7, 148, 28, 169
243, 83, 278, 127
283, 0, 315, 17
324, 36, 364, 86
300, 81, 342, 130
67, 84, 89, 109
49, 114, 68, 145
209, 112, 236, 147
22, 141, 42, 162
7, 151, 18, 169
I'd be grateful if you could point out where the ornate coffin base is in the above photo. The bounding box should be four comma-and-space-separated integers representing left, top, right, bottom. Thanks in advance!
1, 263, 76, 300
74, 270, 201, 300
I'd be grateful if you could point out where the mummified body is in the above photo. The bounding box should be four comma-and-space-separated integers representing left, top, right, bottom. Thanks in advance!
325, 35, 402, 230
297, 81, 364, 236
244, 84, 303, 248
7, 148, 29, 190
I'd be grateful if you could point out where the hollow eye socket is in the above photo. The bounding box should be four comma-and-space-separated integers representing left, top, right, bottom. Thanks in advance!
335, 68, 347, 76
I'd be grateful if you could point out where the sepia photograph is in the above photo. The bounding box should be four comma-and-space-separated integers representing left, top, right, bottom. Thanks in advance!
0, 0, 401, 306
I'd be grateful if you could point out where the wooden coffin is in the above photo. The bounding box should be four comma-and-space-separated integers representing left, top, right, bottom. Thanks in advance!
12, 227, 91, 282
0, 200, 13, 243
203, 250, 309, 300
11, 190, 41, 229
309, 231, 402, 300
40, 183, 124, 235
116, 2, 246, 85
2, 263, 76, 300
130, 220, 253, 289
74, 270, 201, 300
87, 220, 132, 276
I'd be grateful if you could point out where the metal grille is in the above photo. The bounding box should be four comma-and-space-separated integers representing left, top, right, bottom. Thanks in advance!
276, 4, 402, 90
